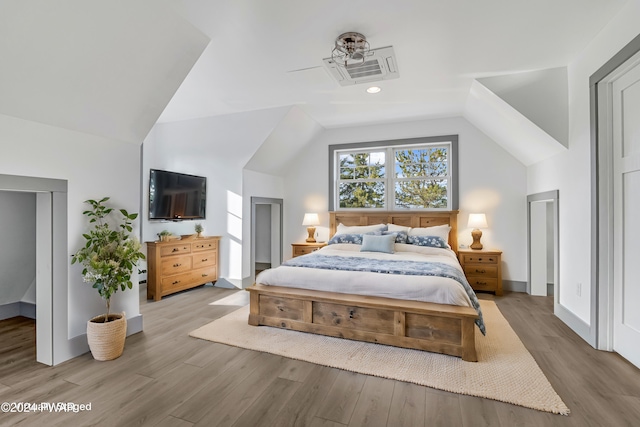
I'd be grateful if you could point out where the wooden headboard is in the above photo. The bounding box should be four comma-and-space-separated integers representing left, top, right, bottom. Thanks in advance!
329, 211, 459, 254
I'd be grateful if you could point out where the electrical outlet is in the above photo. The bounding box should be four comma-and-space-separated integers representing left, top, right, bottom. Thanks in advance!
576, 282, 582, 297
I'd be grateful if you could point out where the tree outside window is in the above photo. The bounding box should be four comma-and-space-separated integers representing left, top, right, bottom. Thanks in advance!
335, 143, 451, 210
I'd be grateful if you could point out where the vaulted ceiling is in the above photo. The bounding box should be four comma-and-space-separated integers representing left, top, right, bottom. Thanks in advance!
160, 0, 626, 130
0, 0, 629, 161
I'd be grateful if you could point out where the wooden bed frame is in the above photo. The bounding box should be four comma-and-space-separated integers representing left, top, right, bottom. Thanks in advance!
247, 210, 479, 362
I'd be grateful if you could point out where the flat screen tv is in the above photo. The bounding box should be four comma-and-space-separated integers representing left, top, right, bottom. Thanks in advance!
149, 169, 206, 220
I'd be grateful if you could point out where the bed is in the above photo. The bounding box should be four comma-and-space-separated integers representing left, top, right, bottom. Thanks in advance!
247, 211, 482, 361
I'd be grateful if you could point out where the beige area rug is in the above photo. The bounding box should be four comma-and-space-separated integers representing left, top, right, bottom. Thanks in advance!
190, 300, 569, 415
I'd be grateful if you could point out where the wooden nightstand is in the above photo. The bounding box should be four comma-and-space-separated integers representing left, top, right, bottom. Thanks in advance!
458, 249, 503, 296
291, 242, 327, 258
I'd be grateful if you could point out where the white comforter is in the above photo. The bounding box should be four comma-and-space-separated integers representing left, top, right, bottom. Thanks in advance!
256, 243, 473, 307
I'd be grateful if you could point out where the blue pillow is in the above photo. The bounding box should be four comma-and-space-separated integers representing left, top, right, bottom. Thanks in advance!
406, 235, 447, 248
360, 233, 396, 254
383, 230, 408, 244
328, 233, 366, 245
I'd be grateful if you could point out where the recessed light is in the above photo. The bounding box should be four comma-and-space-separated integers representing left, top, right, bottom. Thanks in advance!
366, 86, 381, 94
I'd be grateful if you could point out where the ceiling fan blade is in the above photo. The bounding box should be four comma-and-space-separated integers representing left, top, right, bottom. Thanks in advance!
286, 66, 323, 73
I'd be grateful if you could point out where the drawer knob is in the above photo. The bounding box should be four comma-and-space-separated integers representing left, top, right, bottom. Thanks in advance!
202, 273, 208, 277
172, 248, 179, 252
478, 258, 483, 261
172, 280, 180, 285
476, 269, 485, 273
489, 258, 494, 262
477, 281, 487, 285
173, 263, 181, 267
202, 258, 208, 262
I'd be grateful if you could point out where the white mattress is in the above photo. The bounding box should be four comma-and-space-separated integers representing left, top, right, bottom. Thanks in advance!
256, 244, 472, 307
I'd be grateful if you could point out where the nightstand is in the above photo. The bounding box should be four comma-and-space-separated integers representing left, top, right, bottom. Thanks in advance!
291, 242, 327, 258
458, 249, 503, 296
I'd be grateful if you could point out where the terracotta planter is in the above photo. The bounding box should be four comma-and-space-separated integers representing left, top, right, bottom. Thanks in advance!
87, 312, 127, 361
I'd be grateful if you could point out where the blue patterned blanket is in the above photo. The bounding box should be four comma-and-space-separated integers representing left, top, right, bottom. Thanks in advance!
283, 253, 486, 334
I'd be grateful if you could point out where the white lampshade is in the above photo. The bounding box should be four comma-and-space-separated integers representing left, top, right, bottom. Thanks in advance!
302, 213, 320, 226
468, 213, 488, 229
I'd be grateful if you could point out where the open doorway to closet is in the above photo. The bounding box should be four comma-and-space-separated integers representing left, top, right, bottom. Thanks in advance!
527, 190, 559, 300
250, 197, 283, 284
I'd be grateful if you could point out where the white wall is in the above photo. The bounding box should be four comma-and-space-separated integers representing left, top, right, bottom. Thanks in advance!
143, 108, 289, 287
282, 116, 528, 282
0, 113, 141, 360
0, 191, 36, 305
527, 0, 640, 326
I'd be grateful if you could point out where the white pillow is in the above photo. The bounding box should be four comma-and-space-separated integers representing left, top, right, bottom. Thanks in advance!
408, 224, 451, 242
387, 223, 410, 233
335, 223, 386, 235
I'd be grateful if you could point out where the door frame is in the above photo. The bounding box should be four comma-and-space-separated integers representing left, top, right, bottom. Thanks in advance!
250, 197, 283, 285
527, 190, 559, 300
0, 174, 67, 366
590, 32, 640, 350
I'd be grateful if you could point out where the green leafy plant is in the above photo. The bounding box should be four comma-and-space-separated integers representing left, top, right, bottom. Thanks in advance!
71, 197, 146, 322
158, 230, 172, 237
194, 223, 203, 234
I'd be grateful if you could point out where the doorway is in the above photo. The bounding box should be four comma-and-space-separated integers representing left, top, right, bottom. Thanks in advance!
250, 197, 283, 284
0, 174, 67, 366
527, 191, 559, 301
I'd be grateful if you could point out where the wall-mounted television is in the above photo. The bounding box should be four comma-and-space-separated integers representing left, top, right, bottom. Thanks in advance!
149, 169, 206, 220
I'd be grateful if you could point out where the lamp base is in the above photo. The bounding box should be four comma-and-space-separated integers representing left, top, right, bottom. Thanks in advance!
306, 226, 316, 243
470, 229, 483, 250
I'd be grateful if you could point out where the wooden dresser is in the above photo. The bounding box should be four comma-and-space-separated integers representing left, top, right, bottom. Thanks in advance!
458, 249, 503, 296
146, 236, 221, 301
291, 242, 327, 258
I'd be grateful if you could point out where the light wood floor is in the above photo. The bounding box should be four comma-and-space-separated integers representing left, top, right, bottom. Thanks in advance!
1, 286, 639, 427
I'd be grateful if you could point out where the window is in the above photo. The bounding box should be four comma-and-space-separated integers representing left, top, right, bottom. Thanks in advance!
330, 136, 457, 211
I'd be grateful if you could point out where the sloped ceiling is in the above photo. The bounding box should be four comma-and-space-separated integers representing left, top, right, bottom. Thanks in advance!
478, 67, 569, 148
244, 106, 324, 175
0, 0, 209, 144
160, 0, 625, 131
463, 80, 566, 166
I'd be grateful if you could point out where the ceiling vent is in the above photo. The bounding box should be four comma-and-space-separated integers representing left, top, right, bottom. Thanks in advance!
323, 46, 399, 86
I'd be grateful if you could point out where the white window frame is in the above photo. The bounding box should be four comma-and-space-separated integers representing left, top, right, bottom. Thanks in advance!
329, 136, 458, 211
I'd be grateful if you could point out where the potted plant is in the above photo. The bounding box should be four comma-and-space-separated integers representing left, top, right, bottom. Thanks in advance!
158, 230, 172, 242
194, 223, 203, 238
71, 197, 145, 361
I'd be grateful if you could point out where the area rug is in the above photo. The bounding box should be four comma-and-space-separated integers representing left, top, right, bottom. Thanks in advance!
189, 300, 569, 415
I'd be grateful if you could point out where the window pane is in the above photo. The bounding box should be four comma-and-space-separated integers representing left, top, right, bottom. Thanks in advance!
339, 167, 354, 179
339, 154, 355, 167
395, 147, 448, 178
339, 182, 385, 208
394, 179, 448, 209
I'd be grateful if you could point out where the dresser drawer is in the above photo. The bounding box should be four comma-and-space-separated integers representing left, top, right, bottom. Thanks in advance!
462, 254, 499, 265
192, 251, 217, 269
463, 265, 497, 277
160, 266, 217, 293
160, 243, 191, 257
466, 277, 498, 291
160, 255, 192, 276
294, 246, 321, 256
193, 241, 217, 252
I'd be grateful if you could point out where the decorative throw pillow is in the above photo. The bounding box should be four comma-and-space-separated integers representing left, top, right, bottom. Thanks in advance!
360, 233, 396, 254
408, 224, 450, 240
382, 230, 408, 244
328, 233, 367, 245
406, 235, 448, 249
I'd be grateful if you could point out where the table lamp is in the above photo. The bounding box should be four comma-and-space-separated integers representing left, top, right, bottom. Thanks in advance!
302, 213, 320, 243
468, 213, 488, 250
